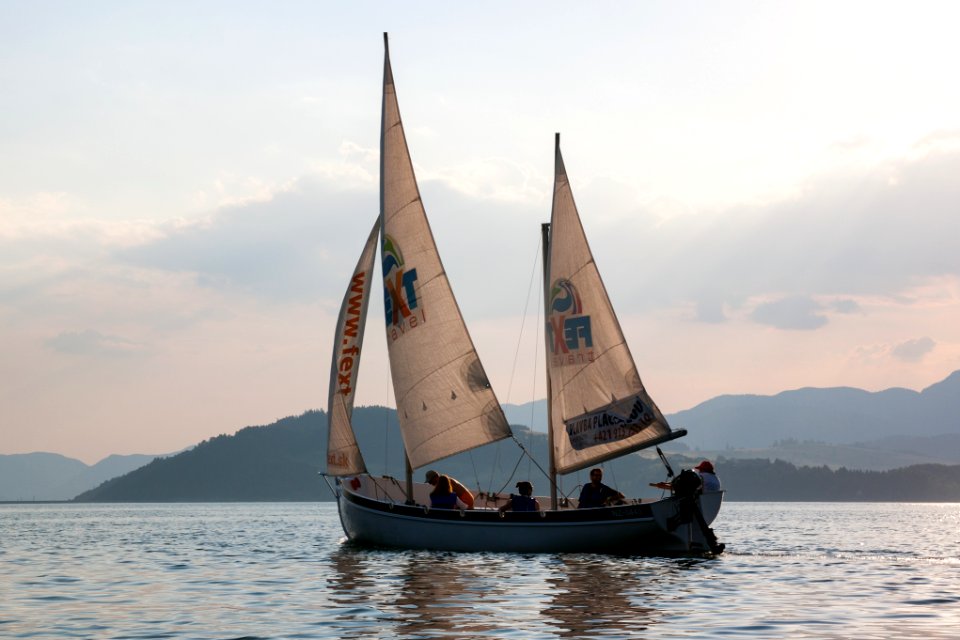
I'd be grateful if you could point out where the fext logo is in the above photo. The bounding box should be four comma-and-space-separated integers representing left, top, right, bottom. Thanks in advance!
547, 278, 593, 366
382, 234, 426, 341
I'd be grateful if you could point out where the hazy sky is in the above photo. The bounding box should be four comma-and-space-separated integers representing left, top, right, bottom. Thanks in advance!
2, 2, 959, 463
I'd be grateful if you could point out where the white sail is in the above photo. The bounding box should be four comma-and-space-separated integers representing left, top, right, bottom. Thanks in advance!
546, 135, 679, 475
325, 219, 380, 476
379, 34, 511, 470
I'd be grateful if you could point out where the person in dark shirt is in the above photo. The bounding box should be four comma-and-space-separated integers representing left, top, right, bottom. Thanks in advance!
577, 468, 625, 508
499, 481, 541, 512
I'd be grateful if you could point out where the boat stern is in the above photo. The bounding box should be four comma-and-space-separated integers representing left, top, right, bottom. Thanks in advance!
649, 490, 726, 555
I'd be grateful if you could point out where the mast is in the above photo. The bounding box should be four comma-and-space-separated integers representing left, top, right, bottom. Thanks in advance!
543, 133, 560, 509
405, 456, 414, 504
542, 221, 558, 509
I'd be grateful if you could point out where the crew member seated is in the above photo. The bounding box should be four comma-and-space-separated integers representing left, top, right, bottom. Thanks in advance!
499, 481, 541, 512
577, 468, 625, 508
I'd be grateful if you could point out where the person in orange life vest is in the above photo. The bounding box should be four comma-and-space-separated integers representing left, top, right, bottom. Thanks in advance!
429, 474, 461, 509
425, 469, 475, 509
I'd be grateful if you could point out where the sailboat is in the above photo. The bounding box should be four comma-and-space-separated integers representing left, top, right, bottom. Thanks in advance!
323, 34, 724, 555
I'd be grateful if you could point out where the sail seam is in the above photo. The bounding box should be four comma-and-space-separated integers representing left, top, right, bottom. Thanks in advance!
412, 419, 509, 450
383, 196, 423, 224
394, 349, 481, 405
555, 340, 630, 397
410, 431, 513, 469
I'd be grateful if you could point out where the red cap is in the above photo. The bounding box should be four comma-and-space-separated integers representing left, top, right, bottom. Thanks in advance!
695, 460, 714, 473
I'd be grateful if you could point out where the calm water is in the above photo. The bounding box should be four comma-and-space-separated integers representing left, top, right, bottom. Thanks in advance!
2, 502, 959, 639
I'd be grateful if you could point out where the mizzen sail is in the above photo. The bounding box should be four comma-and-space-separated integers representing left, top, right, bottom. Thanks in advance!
546, 135, 681, 475
379, 34, 511, 470
325, 218, 380, 476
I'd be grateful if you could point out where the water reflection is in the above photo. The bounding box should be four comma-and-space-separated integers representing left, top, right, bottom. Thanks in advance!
543, 555, 661, 637
325, 545, 399, 638
9, 504, 959, 638
392, 551, 499, 636
325, 543, 716, 639
327, 545, 508, 637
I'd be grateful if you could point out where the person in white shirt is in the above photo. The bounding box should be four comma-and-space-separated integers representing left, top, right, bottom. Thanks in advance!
695, 460, 721, 492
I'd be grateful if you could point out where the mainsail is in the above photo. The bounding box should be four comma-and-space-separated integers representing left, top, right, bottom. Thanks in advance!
546, 135, 682, 474
325, 219, 380, 476
379, 34, 511, 470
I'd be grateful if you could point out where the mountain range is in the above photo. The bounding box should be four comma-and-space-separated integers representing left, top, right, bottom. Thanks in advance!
4, 370, 959, 501
672, 370, 960, 450
0, 452, 162, 501
507, 370, 960, 468
72, 407, 960, 503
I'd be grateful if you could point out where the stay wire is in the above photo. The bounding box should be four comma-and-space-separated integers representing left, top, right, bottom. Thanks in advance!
505, 232, 543, 403
526, 250, 544, 483
487, 234, 544, 497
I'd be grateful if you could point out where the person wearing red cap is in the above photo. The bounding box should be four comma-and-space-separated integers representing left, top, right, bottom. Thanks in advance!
695, 460, 721, 492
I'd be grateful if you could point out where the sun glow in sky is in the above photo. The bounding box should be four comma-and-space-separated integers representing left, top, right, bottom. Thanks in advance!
2, 1, 959, 463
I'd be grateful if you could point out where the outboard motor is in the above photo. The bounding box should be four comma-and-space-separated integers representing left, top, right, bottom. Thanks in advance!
667, 468, 725, 554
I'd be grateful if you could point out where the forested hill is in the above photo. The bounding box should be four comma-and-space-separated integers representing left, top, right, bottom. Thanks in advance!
74, 411, 335, 502
73, 408, 960, 502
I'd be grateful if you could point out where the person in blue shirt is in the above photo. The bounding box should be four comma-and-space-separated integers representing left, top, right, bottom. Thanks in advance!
499, 481, 541, 512
429, 474, 460, 509
425, 469, 475, 509
577, 468, 625, 508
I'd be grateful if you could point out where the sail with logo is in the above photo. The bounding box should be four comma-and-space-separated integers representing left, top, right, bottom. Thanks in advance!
322, 34, 723, 555
545, 134, 682, 476
378, 34, 511, 470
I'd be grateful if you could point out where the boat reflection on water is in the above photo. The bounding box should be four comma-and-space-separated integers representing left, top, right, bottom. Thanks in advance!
391, 552, 500, 637
325, 544, 719, 637
325, 546, 398, 639
542, 555, 660, 637
326, 545, 500, 637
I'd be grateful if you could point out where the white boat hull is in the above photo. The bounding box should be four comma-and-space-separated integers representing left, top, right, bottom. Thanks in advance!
335, 475, 724, 555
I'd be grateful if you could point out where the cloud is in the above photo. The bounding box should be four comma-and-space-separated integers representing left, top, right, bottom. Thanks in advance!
597, 143, 960, 326
7, 140, 959, 338
831, 299, 862, 314
750, 295, 828, 330
115, 175, 378, 303
695, 298, 727, 324
45, 329, 143, 357
112, 165, 548, 320
891, 337, 936, 362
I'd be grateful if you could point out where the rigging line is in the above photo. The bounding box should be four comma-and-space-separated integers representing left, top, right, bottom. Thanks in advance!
486, 440, 502, 499
493, 450, 528, 497
607, 462, 619, 494
505, 233, 543, 403
468, 449, 480, 495
487, 234, 542, 500
527, 253, 544, 482
510, 435, 555, 499
383, 361, 393, 475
